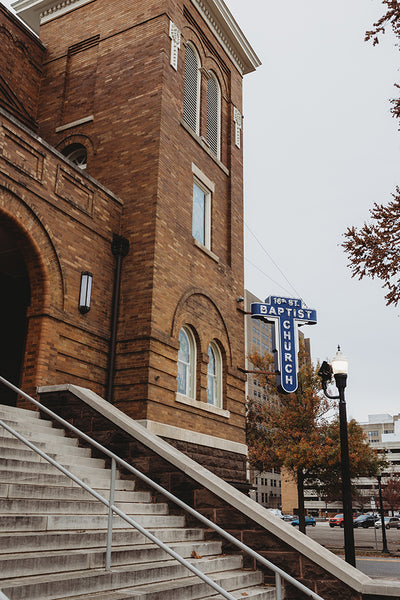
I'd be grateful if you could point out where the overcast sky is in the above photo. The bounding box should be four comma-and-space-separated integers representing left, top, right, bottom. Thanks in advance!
226, 0, 400, 423
3, 0, 399, 423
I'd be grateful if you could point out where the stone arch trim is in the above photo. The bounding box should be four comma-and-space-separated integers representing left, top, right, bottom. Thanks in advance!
171, 287, 232, 366
182, 26, 206, 59
0, 186, 65, 313
56, 133, 96, 156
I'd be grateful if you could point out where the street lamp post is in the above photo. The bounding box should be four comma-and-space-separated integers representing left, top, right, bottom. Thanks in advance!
319, 347, 356, 568
377, 475, 389, 554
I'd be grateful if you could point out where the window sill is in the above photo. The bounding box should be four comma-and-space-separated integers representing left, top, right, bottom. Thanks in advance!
180, 119, 229, 176
175, 393, 230, 419
193, 239, 219, 263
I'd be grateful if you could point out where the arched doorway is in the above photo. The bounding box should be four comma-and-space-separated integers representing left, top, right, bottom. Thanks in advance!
0, 221, 30, 405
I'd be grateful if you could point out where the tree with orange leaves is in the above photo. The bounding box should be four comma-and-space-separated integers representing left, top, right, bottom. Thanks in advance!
246, 341, 384, 532
247, 340, 332, 533
314, 419, 385, 505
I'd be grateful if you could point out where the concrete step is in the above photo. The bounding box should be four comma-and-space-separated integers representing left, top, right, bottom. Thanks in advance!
0, 445, 106, 468
0, 511, 186, 532
0, 468, 136, 489
47, 568, 271, 600
0, 540, 223, 578
0, 404, 41, 420
0, 415, 64, 433
0, 555, 244, 600
0, 457, 121, 482
0, 497, 168, 516
202, 587, 276, 600
0, 426, 80, 447
0, 434, 91, 456
0, 482, 145, 502
0, 526, 205, 554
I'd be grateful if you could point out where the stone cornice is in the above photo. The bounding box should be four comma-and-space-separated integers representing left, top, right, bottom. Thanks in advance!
12, 0, 92, 34
190, 0, 261, 75
12, 0, 261, 75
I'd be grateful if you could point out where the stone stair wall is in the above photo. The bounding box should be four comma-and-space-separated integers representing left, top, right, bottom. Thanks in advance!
36, 384, 400, 600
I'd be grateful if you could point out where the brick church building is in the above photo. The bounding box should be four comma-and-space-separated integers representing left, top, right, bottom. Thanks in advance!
0, 0, 260, 485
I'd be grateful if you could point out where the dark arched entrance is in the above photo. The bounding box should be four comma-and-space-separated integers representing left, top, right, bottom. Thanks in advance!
0, 221, 30, 405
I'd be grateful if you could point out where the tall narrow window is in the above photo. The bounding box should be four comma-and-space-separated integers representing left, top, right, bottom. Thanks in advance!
207, 341, 222, 407
192, 179, 211, 249
177, 326, 196, 398
183, 43, 201, 134
206, 72, 221, 159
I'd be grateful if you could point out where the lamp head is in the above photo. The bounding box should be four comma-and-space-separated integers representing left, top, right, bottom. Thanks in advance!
331, 345, 348, 376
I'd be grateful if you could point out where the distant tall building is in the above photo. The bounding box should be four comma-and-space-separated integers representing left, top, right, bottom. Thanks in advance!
244, 290, 281, 509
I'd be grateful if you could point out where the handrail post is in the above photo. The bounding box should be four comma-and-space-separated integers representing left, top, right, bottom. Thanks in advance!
275, 572, 282, 600
105, 457, 116, 570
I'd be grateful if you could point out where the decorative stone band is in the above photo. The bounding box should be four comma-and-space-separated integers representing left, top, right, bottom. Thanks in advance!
169, 21, 181, 71
233, 107, 242, 149
137, 419, 247, 456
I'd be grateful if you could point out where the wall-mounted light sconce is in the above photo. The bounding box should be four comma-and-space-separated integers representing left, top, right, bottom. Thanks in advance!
79, 271, 93, 314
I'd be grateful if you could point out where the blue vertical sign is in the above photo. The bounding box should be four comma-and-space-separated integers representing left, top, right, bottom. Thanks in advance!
251, 296, 317, 394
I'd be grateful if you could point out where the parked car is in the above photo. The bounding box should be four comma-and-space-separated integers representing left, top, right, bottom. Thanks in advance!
375, 516, 400, 529
329, 513, 359, 527
282, 514, 294, 522
291, 516, 316, 527
329, 514, 344, 528
353, 514, 378, 529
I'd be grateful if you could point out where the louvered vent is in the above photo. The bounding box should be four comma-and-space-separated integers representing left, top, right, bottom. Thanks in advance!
183, 45, 199, 133
207, 74, 220, 158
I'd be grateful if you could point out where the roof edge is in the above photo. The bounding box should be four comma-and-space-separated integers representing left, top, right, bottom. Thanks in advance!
190, 0, 261, 75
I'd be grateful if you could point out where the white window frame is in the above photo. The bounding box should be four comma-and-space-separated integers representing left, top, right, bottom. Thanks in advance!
207, 341, 223, 408
177, 326, 196, 399
192, 164, 214, 251
206, 71, 221, 159
183, 42, 201, 135
192, 178, 211, 249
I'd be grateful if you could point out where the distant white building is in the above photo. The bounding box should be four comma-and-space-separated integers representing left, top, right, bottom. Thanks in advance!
304, 413, 400, 517
359, 413, 400, 478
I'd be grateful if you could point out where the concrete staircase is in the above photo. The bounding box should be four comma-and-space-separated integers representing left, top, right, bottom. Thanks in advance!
0, 402, 276, 600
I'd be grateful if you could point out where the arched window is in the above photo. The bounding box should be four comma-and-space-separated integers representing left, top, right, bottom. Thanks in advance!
207, 341, 222, 408
177, 326, 196, 398
62, 143, 87, 169
183, 43, 201, 134
206, 72, 221, 159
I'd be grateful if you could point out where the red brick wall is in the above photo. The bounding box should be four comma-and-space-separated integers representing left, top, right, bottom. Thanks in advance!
33, 0, 247, 445
0, 108, 123, 398
0, 4, 45, 128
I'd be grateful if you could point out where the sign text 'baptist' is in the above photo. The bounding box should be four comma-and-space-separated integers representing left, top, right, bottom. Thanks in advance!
251, 296, 317, 394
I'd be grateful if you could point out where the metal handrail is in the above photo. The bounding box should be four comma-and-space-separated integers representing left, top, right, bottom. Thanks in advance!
0, 375, 325, 600
0, 418, 236, 600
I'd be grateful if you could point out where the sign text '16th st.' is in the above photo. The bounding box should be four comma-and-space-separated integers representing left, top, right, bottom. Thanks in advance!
251, 296, 317, 394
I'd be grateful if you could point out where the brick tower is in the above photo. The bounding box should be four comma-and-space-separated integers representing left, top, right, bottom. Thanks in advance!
1, 0, 260, 485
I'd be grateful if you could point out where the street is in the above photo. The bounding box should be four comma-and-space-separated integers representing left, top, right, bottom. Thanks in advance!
292, 521, 400, 579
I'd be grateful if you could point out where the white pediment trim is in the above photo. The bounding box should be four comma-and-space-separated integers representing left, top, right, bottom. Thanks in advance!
12, 0, 92, 34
